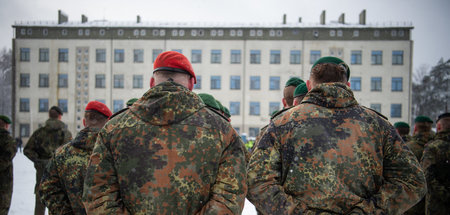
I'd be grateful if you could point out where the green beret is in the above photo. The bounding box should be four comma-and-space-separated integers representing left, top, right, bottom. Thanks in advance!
271, 110, 279, 117
0, 115, 12, 124
285, 77, 305, 87
312, 56, 350, 80
437, 112, 450, 123
414, 115, 433, 123
198, 93, 221, 111
126, 98, 138, 106
394, 121, 410, 129
294, 83, 308, 97
50, 106, 63, 115
222, 106, 231, 118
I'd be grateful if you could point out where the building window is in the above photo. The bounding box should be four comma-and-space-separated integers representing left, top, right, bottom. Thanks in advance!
58, 99, 68, 113
392, 51, 404, 65
371, 51, 382, 65
230, 76, 241, 90
20, 124, 30, 137
95, 74, 106, 88
392, 77, 403, 92
58, 74, 68, 88
351, 51, 362, 65
250, 76, 261, 90
211, 49, 222, 64
172, 49, 182, 53
310, 50, 321, 64
19, 98, 30, 112
114, 74, 124, 88
20, 74, 30, 87
39, 48, 49, 62
230, 102, 240, 115
133, 75, 143, 88
230, 50, 241, 64
39, 74, 49, 88
191, 49, 202, 63
391, 104, 402, 118
270, 50, 281, 64
371, 77, 382, 91
113, 100, 124, 113
370, 103, 381, 113
96, 49, 106, 62
194, 75, 202, 89
20, 48, 30, 62
350, 77, 361, 91
39, 98, 49, 112
269, 76, 280, 90
250, 102, 260, 116
249, 127, 260, 138
58, 48, 68, 62
210, 76, 221, 89
290, 50, 301, 64
114, 49, 124, 63
269, 102, 280, 115
250, 50, 261, 64
152, 49, 163, 63
133, 49, 144, 63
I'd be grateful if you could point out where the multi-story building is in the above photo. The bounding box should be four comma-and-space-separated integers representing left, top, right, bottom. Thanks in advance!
12, 10, 413, 141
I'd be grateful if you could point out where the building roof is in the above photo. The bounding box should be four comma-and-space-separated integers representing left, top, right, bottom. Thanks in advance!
13, 20, 414, 29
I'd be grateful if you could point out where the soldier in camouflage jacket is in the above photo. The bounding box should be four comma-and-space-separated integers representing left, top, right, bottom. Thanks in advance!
24, 106, 72, 215
247, 56, 426, 214
404, 116, 435, 215
83, 51, 247, 214
421, 113, 450, 215
39, 101, 111, 215
0, 115, 17, 215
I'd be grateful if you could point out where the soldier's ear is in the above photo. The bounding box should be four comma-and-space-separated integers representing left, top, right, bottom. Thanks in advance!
436, 122, 442, 132
150, 77, 155, 88
187, 77, 195, 91
346, 81, 351, 87
282, 98, 287, 108
306, 80, 312, 91
83, 118, 86, 127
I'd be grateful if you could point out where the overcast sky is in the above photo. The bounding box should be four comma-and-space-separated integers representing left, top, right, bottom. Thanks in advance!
1, 0, 449, 71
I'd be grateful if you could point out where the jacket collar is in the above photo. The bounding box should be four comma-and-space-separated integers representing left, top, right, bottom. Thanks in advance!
301, 82, 358, 108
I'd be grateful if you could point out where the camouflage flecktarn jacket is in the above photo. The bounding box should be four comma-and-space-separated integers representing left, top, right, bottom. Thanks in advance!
247, 83, 426, 214
421, 129, 450, 215
24, 118, 72, 163
83, 81, 247, 214
407, 131, 435, 160
0, 128, 17, 214
40, 127, 100, 215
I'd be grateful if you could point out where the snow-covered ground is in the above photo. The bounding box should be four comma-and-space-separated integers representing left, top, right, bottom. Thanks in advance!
9, 152, 257, 214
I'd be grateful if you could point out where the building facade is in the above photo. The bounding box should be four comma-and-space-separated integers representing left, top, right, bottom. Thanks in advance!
12, 11, 413, 140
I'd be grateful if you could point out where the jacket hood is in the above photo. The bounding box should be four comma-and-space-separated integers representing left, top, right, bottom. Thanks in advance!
129, 81, 205, 126
301, 82, 358, 108
44, 118, 67, 131
71, 127, 100, 150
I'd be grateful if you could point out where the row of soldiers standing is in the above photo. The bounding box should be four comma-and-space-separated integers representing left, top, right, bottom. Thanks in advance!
0, 52, 448, 214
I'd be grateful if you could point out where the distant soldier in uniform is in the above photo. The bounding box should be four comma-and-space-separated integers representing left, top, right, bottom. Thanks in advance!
247, 56, 426, 214
394, 121, 412, 142
282, 77, 305, 108
24, 106, 72, 215
292, 83, 308, 106
0, 115, 17, 215
39, 101, 112, 215
405, 116, 435, 215
421, 113, 450, 215
83, 51, 247, 214
252, 77, 305, 152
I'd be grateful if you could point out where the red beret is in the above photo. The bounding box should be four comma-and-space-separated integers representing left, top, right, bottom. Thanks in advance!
85, 101, 112, 118
153, 51, 196, 84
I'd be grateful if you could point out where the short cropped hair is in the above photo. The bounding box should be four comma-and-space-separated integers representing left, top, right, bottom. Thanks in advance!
84, 111, 109, 128
310, 63, 347, 84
